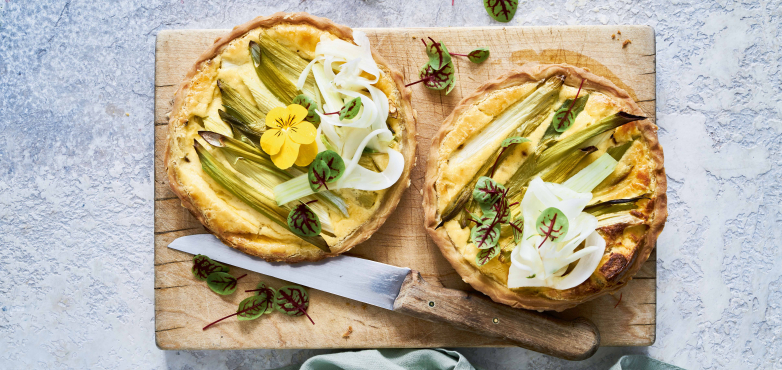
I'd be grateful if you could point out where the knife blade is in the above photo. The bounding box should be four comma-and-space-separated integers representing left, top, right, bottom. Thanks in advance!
168, 233, 600, 360
169, 233, 409, 310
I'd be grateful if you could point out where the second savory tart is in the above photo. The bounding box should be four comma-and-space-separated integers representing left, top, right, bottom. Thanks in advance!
166, 13, 415, 262
424, 63, 666, 311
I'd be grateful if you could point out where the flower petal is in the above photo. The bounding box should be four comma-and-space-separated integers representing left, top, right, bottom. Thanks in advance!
295, 141, 319, 167
288, 120, 317, 145
270, 137, 300, 169
287, 104, 309, 125
265, 107, 289, 129
261, 128, 285, 155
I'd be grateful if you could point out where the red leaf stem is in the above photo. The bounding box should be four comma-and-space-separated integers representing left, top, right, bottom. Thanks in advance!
279, 289, 315, 325
537, 212, 563, 249
322, 111, 339, 116
202, 300, 264, 331
557, 78, 586, 128
449, 53, 469, 57
614, 293, 623, 308
405, 76, 435, 87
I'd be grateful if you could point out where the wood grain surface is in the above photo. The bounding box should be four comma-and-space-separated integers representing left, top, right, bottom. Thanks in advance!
154, 25, 657, 350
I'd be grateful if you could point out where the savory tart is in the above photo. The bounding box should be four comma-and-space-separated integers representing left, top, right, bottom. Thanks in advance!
424, 63, 666, 311
166, 13, 415, 262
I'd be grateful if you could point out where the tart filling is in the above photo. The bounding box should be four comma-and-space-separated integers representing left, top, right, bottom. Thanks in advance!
424, 63, 666, 311
166, 14, 415, 262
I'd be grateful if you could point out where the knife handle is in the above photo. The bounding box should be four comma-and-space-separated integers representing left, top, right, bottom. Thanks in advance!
392, 270, 600, 360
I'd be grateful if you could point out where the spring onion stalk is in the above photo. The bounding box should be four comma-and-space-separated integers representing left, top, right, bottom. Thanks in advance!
194, 141, 330, 252
562, 153, 618, 193
535, 112, 645, 170
607, 140, 634, 161
217, 80, 266, 134
200, 131, 350, 217
450, 76, 563, 165
250, 41, 300, 104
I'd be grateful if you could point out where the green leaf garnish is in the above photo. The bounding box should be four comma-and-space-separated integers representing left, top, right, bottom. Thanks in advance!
424, 37, 452, 71
472, 177, 505, 210
308, 159, 332, 192
206, 272, 246, 295
246, 282, 277, 314
292, 94, 320, 124
275, 285, 315, 325
535, 207, 569, 248
287, 202, 322, 237
527, 274, 536, 279
501, 136, 531, 148
339, 97, 362, 120
510, 216, 524, 244
192, 254, 229, 280
483, 0, 519, 22
237, 295, 268, 321
552, 79, 588, 133
467, 48, 490, 63
405, 61, 455, 92
307, 150, 345, 192
470, 217, 501, 250
476, 244, 500, 266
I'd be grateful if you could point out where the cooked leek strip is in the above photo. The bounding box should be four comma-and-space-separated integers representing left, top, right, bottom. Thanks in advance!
535, 112, 644, 170
585, 202, 637, 217
562, 153, 618, 193
217, 80, 266, 134
538, 131, 611, 184
438, 78, 562, 224
607, 140, 634, 161
218, 109, 259, 139
200, 131, 350, 217
257, 32, 319, 100
236, 63, 285, 114
250, 41, 300, 104
450, 76, 563, 165
596, 211, 642, 228
194, 141, 330, 252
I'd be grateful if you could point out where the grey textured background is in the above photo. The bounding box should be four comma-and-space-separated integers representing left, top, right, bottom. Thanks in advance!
1, 0, 781, 369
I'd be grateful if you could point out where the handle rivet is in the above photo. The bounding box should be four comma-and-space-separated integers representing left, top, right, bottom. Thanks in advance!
428, 301, 435, 308
492, 318, 499, 324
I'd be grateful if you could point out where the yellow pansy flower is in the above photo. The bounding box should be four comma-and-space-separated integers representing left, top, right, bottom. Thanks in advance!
261, 104, 318, 169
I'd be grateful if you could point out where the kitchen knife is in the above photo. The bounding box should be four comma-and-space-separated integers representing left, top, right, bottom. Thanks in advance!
169, 234, 600, 360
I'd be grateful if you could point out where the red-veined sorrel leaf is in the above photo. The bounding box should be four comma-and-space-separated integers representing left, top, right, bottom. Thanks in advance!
471, 218, 501, 250
202, 294, 267, 330
536, 207, 569, 248
511, 216, 524, 244
552, 79, 588, 133
424, 37, 452, 71
192, 254, 229, 280
501, 136, 530, 148
338, 97, 362, 120
245, 282, 277, 314
287, 202, 321, 237
483, 0, 518, 22
473, 176, 506, 209
490, 137, 530, 177
476, 244, 500, 266
491, 195, 510, 224
467, 48, 490, 63
406, 62, 455, 91
292, 94, 320, 124
207, 272, 247, 295
237, 295, 268, 321
275, 285, 315, 325
308, 160, 332, 192
315, 150, 345, 183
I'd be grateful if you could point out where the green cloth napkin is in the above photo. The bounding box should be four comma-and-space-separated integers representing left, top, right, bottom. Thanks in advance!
609, 355, 686, 370
275, 349, 478, 370
275, 350, 685, 370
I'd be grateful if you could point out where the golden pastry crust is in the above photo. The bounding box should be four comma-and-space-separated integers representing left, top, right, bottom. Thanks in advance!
424, 63, 666, 311
165, 12, 416, 262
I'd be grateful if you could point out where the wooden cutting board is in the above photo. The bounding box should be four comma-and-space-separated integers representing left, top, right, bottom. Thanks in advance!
154, 25, 656, 350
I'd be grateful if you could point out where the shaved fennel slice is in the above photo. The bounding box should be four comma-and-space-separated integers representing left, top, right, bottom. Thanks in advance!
507, 177, 605, 290
314, 32, 379, 83
274, 129, 401, 205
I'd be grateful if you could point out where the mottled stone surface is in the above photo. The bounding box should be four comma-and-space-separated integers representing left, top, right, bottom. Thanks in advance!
1, 0, 781, 369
